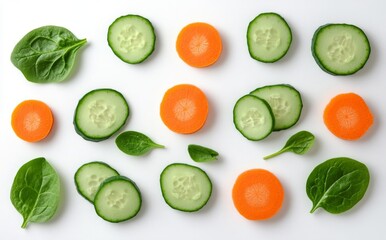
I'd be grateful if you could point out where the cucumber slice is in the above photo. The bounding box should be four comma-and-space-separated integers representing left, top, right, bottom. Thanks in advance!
74, 88, 129, 142
312, 23, 371, 75
74, 161, 119, 202
108, 14, 156, 64
160, 163, 212, 212
247, 12, 292, 63
233, 95, 274, 141
94, 176, 142, 223
250, 84, 303, 131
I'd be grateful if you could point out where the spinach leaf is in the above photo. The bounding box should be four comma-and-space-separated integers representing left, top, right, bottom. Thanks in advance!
10, 157, 61, 228
188, 144, 219, 162
11, 25, 87, 83
306, 157, 370, 214
263, 130, 315, 160
116, 131, 165, 156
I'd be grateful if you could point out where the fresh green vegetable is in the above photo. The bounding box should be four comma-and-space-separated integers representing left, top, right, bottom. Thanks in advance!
74, 161, 120, 202
306, 157, 370, 214
108, 14, 156, 64
94, 176, 142, 223
10, 157, 61, 228
11, 25, 86, 83
233, 94, 275, 141
250, 84, 303, 131
247, 12, 292, 63
74, 88, 129, 142
115, 131, 164, 156
312, 23, 371, 75
264, 130, 315, 160
188, 144, 218, 162
160, 163, 212, 212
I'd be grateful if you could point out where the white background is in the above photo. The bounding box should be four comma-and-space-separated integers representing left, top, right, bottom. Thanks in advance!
0, 0, 385, 239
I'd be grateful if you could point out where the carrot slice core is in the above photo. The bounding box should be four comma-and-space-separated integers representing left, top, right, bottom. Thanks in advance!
160, 84, 208, 134
11, 100, 54, 142
323, 93, 373, 140
232, 169, 284, 220
176, 22, 222, 68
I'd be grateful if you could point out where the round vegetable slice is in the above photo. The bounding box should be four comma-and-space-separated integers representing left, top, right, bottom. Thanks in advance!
323, 92, 373, 140
233, 94, 274, 141
74, 88, 129, 142
247, 12, 292, 63
108, 14, 156, 64
11, 100, 54, 142
94, 176, 142, 223
176, 22, 222, 67
74, 161, 119, 202
160, 163, 212, 212
160, 84, 209, 134
312, 23, 371, 75
232, 169, 284, 220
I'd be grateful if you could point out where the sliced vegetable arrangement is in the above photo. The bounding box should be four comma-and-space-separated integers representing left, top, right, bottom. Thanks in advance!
108, 14, 156, 64
11, 25, 87, 83
323, 92, 373, 140
160, 163, 212, 212
74, 162, 142, 222
306, 157, 370, 214
11, 100, 54, 142
11, 157, 61, 228
233, 84, 303, 140
176, 22, 222, 67
74, 88, 130, 141
312, 23, 371, 75
247, 12, 292, 63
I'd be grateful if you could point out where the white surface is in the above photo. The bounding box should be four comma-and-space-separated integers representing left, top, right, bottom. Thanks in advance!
0, 0, 385, 239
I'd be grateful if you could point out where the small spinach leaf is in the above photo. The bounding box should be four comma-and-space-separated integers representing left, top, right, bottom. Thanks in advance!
264, 130, 315, 160
11, 25, 87, 83
188, 144, 219, 162
10, 157, 61, 228
116, 131, 165, 156
306, 157, 370, 214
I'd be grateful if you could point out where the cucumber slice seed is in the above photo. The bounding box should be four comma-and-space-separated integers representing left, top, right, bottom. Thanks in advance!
247, 12, 292, 63
94, 176, 142, 223
74, 88, 129, 142
160, 163, 212, 212
108, 14, 156, 64
250, 84, 303, 131
233, 95, 275, 141
74, 161, 119, 202
312, 23, 371, 75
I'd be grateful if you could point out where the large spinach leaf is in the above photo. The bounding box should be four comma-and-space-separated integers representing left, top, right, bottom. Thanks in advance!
10, 157, 61, 228
11, 25, 86, 83
306, 157, 370, 214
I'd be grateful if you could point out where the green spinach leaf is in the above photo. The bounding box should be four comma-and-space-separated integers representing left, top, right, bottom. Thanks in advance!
11, 25, 87, 83
116, 131, 165, 156
264, 130, 315, 160
10, 157, 61, 228
306, 157, 370, 214
188, 144, 219, 162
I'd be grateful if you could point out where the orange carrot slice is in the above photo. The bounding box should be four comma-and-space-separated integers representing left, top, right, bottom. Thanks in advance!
11, 100, 54, 142
232, 169, 284, 220
323, 93, 373, 140
160, 84, 208, 134
176, 22, 222, 68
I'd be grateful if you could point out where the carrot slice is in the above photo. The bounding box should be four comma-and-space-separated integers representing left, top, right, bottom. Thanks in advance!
160, 84, 208, 134
232, 169, 284, 220
11, 100, 54, 142
176, 22, 222, 68
323, 93, 373, 140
